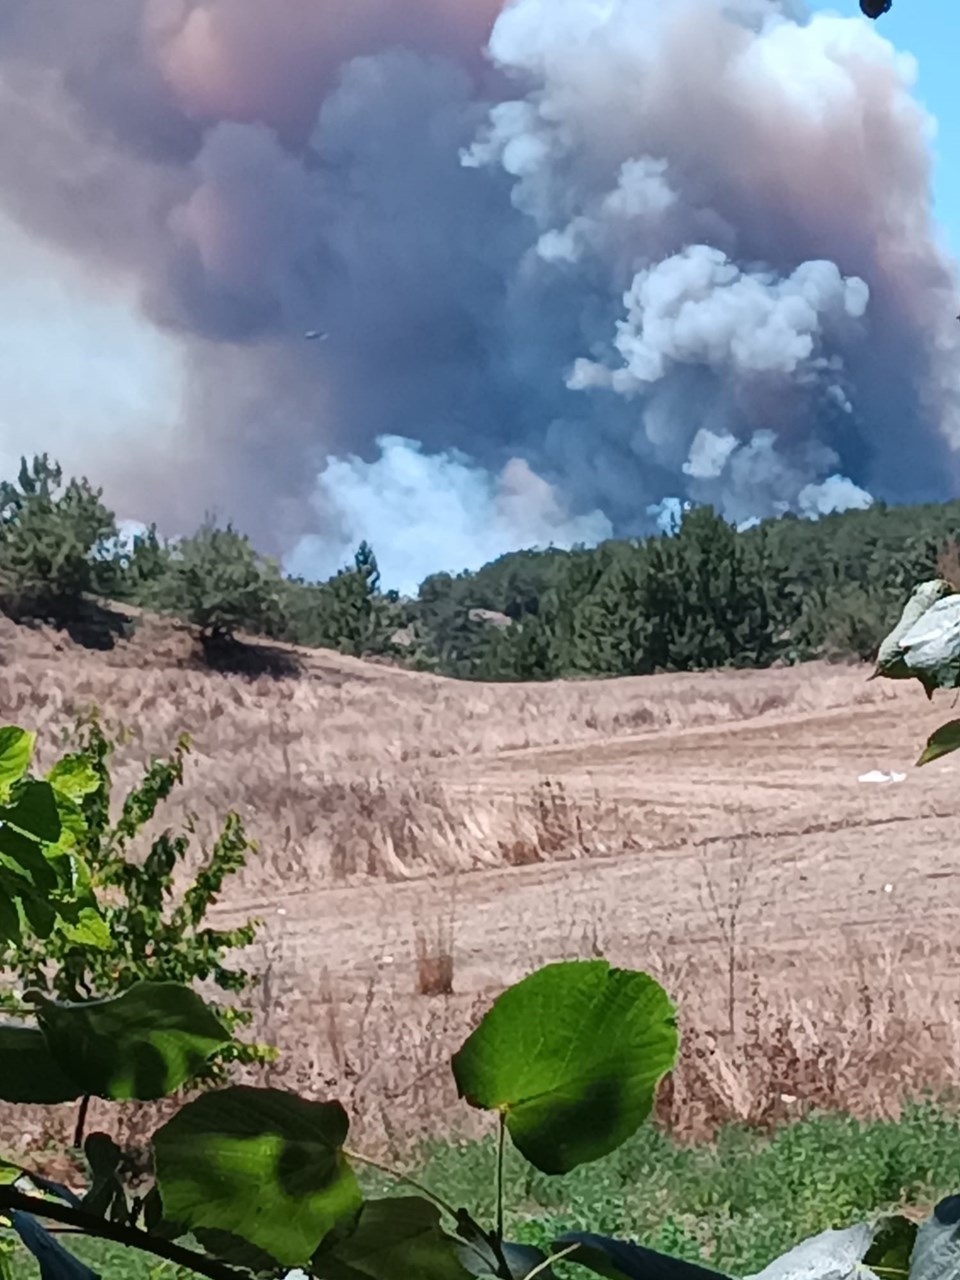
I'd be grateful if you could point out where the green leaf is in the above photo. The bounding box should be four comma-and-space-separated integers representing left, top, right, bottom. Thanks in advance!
0, 781, 61, 844
57, 909, 111, 951
9, 1212, 100, 1280
0, 728, 34, 791
0, 885, 21, 943
29, 981, 230, 1101
917, 720, 960, 766
0, 1025, 82, 1104
192, 1228, 280, 1274
0, 825, 58, 895
0, 1159, 19, 1186
451, 960, 678, 1174
557, 1234, 724, 1280
154, 1085, 362, 1267
746, 1223, 875, 1280
865, 1215, 916, 1280
46, 755, 100, 802
313, 1197, 473, 1280
908, 1196, 960, 1280
20, 891, 56, 939
458, 1229, 552, 1279
81, 1134, 126, 1223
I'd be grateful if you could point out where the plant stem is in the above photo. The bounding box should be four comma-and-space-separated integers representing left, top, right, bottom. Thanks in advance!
0, 1187, 247, 1280
343, 1148, 460, 1222
72, 1095, 91, 1150
523, 1243, 580, 1279
495, 1112, 506, 1244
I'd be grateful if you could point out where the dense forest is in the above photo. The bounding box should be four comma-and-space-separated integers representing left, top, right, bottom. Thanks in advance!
1, 453, 958, 682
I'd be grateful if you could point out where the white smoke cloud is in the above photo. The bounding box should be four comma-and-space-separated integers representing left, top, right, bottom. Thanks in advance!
568, 249, 868, 389
798, 473, 873, 517
286, 436, 613, 596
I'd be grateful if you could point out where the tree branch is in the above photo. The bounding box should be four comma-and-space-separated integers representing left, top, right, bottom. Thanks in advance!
0, 1186, 249, 1280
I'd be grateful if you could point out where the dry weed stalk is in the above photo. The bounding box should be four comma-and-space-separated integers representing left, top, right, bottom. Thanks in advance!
414, 886, 458, 998
698, 838, 752, 1040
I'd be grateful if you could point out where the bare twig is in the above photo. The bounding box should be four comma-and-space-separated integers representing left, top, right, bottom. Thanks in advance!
0, 1186, 247, 1280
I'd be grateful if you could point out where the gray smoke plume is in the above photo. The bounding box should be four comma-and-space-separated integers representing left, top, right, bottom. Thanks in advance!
0, 0, 957, 592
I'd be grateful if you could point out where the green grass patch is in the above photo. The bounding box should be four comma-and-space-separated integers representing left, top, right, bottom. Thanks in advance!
417, 1101, 960, 1275
10, 1103, 960, 1277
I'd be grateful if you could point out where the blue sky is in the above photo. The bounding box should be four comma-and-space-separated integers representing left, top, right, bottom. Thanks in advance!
815, 0, 960, 253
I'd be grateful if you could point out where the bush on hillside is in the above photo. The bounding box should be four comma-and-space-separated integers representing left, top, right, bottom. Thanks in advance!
159, 521, 286, 643
109, 523, 175, 609
0, 454, 117, 623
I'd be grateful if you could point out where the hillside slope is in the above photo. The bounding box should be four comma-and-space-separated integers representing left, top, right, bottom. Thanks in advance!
5, 610, 959, 1142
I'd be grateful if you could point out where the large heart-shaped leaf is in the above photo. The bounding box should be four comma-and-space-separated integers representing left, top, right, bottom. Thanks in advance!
313, 1197, 472, 1280
452, 961, 678, 1173
909, 1196, 960, 1280
0, 1025, 82, 1104
0, 728, 34, 791
28, 982, 230, 1100
746, 1223, 875, 1280
557, 1234, 725, 1280
154, 1086, 362, 1267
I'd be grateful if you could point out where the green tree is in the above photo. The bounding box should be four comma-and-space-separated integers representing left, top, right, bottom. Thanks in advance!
110, 524, 175, 609
160, 522, 285, 642
283, 544, 400, 657
641, 507, 781, 671
0, 455, 117, 622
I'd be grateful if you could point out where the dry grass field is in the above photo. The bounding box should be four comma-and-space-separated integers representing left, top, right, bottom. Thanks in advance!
5, 608, 960, 1159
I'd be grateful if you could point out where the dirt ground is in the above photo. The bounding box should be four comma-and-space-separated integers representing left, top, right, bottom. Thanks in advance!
233, 686, 960, 999
5, 610, 960, 1146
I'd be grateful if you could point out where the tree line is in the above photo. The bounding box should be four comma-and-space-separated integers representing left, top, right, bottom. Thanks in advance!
2, 453, 958, 681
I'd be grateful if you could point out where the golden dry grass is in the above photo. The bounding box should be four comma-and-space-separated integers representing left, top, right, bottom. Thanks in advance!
4, 609, 960, 1161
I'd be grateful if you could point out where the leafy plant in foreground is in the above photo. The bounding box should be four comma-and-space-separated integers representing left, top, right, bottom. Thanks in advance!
0, 717, 268, 1104
872, 578, 960, 766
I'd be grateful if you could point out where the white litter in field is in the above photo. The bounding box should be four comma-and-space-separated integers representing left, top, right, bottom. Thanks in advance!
857, 770, 906, 784
884, 883, 893, 893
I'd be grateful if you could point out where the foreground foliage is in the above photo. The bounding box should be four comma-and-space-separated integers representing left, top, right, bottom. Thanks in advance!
872, 578, 960, 767
0, 717, 266, 1075
15, 1103, 960, 1280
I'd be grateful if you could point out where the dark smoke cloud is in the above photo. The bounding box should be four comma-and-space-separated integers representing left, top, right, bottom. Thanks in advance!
0, 0, 957, 591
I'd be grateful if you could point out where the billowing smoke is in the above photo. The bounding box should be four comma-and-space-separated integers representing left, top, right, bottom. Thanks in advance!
0, 0, 957, 590
288, 436, 612, 595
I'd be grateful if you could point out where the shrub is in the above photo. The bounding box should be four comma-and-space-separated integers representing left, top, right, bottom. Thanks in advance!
159, 522, 286, 642
0, 455, 117, 623
0, 715, 267, 1083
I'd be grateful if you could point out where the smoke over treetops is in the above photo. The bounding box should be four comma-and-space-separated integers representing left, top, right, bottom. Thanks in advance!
1, 0, 958, 594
